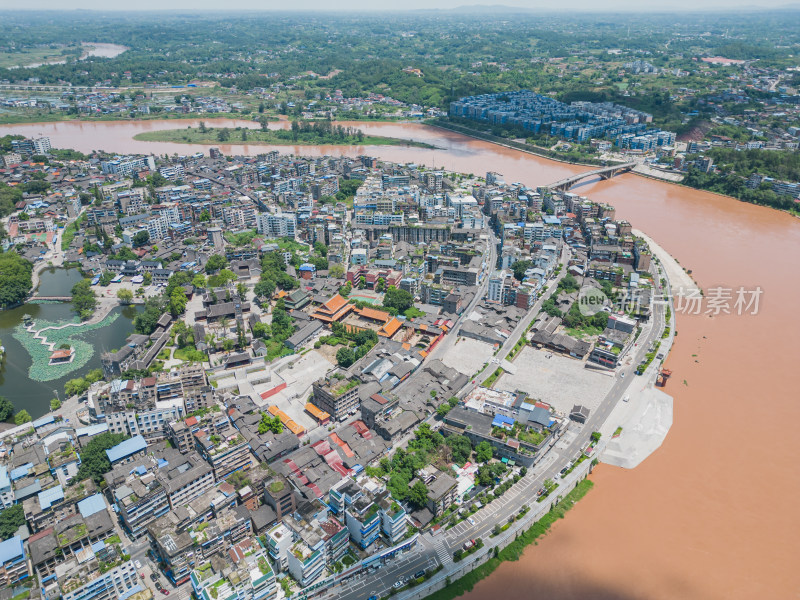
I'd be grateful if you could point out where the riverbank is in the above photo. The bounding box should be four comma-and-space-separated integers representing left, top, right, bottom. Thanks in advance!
423, 479, 594, 600
633, 229, 699, 294
133, 126, 436, 148
425, 120, 605, 169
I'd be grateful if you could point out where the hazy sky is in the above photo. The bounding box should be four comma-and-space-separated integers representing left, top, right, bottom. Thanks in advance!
7, 0, 797, 11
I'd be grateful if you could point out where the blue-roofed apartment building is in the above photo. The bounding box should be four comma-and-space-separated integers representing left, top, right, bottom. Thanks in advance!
0, 536, 29, 587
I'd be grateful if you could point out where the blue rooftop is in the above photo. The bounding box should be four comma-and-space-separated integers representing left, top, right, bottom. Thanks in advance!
0, 466, 9, 491
9, 463, 33, 481
106, 435, 147, 464
0, 536, 24, 564
14, 480, 41, 502
76, 424, 109, 438
119, 584, 144, 600
492, 414, 515, 429
77, 493, 107, 518
32, 415, 55, 429
38, 485, 64, 511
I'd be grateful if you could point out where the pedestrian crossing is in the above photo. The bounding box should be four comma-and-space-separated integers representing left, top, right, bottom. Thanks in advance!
433, 538, 450, 565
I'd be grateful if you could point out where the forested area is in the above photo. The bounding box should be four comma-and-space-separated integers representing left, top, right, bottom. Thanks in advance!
0, 252, 33, 308
1, 11, 798, 121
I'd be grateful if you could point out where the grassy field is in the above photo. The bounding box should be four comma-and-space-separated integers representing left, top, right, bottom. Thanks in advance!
133, 126, 435, 148
422, 478, 594, 600
0, 48, 70, 69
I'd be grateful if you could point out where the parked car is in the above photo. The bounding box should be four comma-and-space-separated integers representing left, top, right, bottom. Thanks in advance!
393, 581, 404, 589
160, 591, 169, 596
414, 571, 426, 579
134, 560, 142, 569
150, 574, 159, 582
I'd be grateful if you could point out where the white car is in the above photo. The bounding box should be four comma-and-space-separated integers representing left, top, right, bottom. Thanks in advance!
623, 395, 630, 403
468, 517, 476, 526
134, 560, 142, 569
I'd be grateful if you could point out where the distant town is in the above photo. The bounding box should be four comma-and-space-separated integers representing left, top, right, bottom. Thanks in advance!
0, 132, 676, 600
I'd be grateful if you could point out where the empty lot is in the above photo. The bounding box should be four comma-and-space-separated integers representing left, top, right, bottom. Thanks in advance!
495, 346, 614, 416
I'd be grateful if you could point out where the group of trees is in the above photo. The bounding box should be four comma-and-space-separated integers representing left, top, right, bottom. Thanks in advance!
0, 396, 32, 426
329, 322, 378, 368
257, 413, 284, 435
475, 460, 507, 487
285, 119, 366, 144
74, 432, 129, 484
684, 164, 800, 213
134, 295, 168, 335
436, 396, 460, 418
0, 252, 33, 308
64, 369, 104, 398
380, 423, 444, 508
382, 286, 414, 313
253, 250, 298, 300
0, 181, 23, 219
0, 504, 25, 540
71, 279, 98, 320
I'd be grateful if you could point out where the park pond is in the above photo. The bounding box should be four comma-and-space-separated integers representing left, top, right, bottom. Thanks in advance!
0, 268, 140, 420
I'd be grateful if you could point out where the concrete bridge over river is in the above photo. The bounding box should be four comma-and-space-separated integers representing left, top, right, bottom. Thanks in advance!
545, 161, 636, 192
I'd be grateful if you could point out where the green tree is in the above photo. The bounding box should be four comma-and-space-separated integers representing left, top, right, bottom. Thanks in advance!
408, 480, 430, 509
132, 230, 150, 247
134, 296, 167, 335
475, 440, 493, 463
336, 347, 355, 368
0, 252, 33, 308
258, 413, 284, 435
445, 435, 472, 465
0, 504, 25, 540
168, 287, 188, 316
71, 279, 97, 320
199, 209, 211, 222
383, 286, 414, 313
252, 321, 270, 339
205, 254, 228, 274
117, 288, 133, 304
511, 260, 533, 282
14, 410, 31, 425
0, 396, 14, 421
192, 274, 207, 289
50, 398, 61, 411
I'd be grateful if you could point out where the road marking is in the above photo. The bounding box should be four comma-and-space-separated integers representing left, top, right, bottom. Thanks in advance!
433, 537, 450, 565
